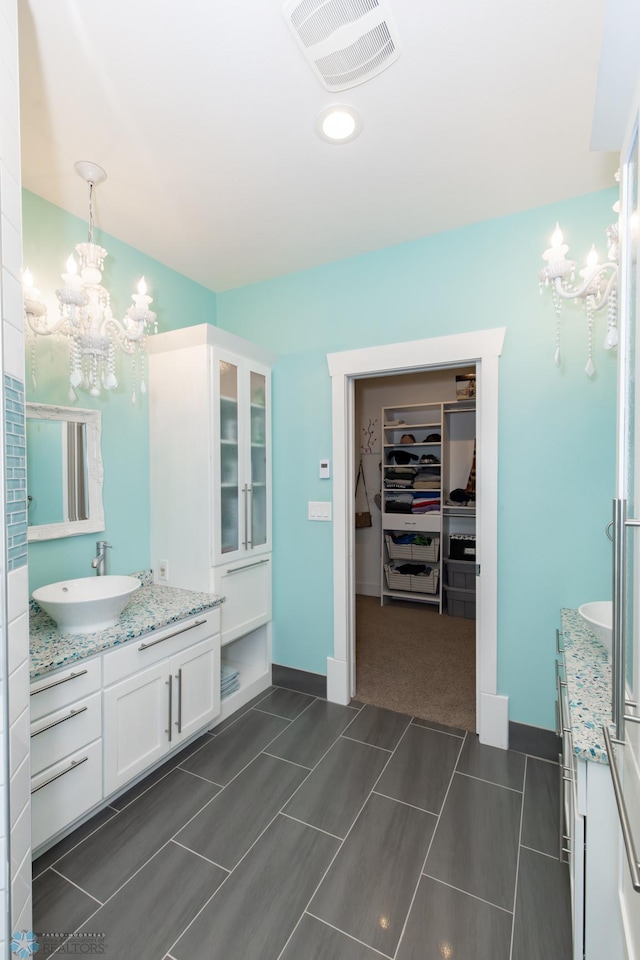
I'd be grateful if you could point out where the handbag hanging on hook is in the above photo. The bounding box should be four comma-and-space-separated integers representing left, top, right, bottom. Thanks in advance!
355, 459, 373, 528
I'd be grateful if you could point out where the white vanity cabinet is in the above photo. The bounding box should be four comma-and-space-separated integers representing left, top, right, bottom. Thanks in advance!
29, 606, 221, 853
30, 659, 104, 850
148, 324, 275, 713
102, 613, 220, 795
557, 617, 624, 960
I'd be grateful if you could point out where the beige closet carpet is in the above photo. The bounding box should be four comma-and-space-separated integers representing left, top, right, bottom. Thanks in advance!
355, 594, 476, 731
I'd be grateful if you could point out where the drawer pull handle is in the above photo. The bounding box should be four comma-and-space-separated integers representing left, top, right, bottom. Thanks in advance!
31, 756, 89, 794
176, 668, 183, 734
31, 705, 88, 738
558, 752, 566, 859
30, 669, 89, 696
166, 676, 173, 743
556, 628, 565, 654
226, 558, 270, 575
138, 618, 207, 651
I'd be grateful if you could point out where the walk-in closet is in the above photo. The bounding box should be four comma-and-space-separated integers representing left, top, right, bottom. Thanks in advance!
354, 366, 477, 730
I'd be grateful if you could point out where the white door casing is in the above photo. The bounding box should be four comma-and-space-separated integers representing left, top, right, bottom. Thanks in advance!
326, 328, 507, 747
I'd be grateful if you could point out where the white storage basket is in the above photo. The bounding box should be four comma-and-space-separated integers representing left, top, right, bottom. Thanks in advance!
385, 535, 440, 563
384, 563, 439, 595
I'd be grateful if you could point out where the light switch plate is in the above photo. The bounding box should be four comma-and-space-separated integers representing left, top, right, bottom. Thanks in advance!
308, 501, 332, 521
319, 459, 331, 479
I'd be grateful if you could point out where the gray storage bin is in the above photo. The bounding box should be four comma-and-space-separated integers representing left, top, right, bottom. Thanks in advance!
445, 559, 476, 591
444, 585, 476, 619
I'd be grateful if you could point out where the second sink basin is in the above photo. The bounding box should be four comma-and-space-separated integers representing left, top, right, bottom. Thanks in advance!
33, 575, 141, 635
578, 600, 612, 654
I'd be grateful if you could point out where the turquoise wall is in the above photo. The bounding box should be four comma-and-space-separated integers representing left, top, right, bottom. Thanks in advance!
23, 186, 618, 729
216, 188, 619, 729
22, 190, 217, 591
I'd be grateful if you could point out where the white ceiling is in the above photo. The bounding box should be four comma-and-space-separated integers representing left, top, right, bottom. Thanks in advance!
18, 0, 619, 293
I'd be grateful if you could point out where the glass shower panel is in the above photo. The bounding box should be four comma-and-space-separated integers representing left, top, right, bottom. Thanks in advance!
624, 124, 639, 701
250, 370, 267, 548
219, 359, 239, 554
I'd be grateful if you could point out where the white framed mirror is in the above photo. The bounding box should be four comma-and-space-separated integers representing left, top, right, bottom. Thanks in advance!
26, 403, 105, 541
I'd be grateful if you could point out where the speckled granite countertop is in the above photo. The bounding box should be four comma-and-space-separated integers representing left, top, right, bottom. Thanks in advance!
561, 607, 615, 765
29, 570, 224, 681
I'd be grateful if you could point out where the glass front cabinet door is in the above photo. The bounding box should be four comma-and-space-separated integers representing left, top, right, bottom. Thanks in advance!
213, 350, 271, 563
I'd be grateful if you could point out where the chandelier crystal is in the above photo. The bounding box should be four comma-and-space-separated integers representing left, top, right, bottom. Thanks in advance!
538, 192, 619, 378
23, 161, 158, 403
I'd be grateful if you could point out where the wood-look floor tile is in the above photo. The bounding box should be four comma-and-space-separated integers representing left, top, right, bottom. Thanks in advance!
252, 686, 316, 719
521, 757, 560, 858
33, 868, 100, 935
342, 704, 411, 751
179, 708, 290, 783
80, 841, 226, 960
396, 875, 512, 960
375, 723, 461, 813
54, 768, 220, 902
210, 687, 277, 734
511, 846, 572, 960
176, 752, 309, 868
456, 734, 526, 790
266, 699, 359, 768
172, 815, 339, 960
411, 717, 466, 738
310, 792, 436, 955
111, 732, 212, 810
424, 772, 521, 910
32, 806, 118, 879
281, 915, 383, 959
283, 736, 389, 837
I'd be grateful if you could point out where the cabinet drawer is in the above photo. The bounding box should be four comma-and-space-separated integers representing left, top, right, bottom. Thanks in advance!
213, 556, 271, 645
31, 738, 103, 851
30, 657, 102, 722
31, 691, 102, 777
382, 513, 441, 533
103, 611, 219, 686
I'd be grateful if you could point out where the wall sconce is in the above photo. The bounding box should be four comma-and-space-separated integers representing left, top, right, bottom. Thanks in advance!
538, 196, 619, 377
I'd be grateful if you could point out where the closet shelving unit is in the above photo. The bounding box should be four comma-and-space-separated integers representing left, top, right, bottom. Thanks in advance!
380, 399, 476, 611
441, 399, 477, 617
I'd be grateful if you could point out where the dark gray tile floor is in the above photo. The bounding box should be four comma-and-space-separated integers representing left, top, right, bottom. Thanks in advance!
32, 687, 572, 960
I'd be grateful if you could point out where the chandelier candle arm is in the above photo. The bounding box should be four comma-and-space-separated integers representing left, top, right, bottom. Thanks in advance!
23, 162, 159, 402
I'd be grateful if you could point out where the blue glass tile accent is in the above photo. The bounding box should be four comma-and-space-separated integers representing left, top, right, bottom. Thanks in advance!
4, 375, 27, 570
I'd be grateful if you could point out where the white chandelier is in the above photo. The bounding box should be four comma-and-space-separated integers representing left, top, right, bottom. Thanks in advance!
23, 161, 158, 403
538, 198, 619, 377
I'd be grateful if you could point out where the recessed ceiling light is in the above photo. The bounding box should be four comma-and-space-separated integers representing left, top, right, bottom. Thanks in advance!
316, 105, 363, 144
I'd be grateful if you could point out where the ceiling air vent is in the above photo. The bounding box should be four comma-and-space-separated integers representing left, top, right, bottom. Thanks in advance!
283, 0, 401, 92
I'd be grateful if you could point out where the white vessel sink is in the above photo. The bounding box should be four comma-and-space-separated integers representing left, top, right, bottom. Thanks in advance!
578, 600, 612, 654
33, 575, 141, 635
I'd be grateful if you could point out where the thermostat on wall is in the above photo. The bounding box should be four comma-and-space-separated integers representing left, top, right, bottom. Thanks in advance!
319, 460, 330, 479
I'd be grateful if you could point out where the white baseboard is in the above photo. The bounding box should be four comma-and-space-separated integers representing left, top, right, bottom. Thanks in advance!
326, 657, 350, 705
479, 693, 509, 749
356, 582, 380, 598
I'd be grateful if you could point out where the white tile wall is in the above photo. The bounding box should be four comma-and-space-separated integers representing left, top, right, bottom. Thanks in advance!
1, 0, 30, 945
7, 566, 27, 625
7, 612, 26, 677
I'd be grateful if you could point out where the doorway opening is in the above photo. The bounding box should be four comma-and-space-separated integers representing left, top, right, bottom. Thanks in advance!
354, 364, 477, 730
326, 327, 507, 748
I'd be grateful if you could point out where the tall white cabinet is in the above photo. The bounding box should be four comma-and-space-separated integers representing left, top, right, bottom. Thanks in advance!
148, 324, 275, 720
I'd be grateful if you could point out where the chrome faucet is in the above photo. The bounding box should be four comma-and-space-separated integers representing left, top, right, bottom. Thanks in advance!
91, 540, 111, 576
